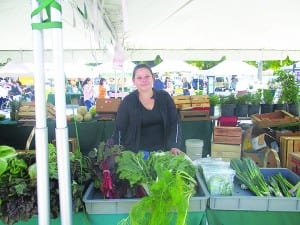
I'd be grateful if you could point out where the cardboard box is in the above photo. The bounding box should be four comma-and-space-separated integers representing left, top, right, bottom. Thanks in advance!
242, 148, 281, 168
211, 143, 241, 162
96, 98, 121, 113
279, 136, 300, 168
287, 152, 300, 175
213, 126, 242, 144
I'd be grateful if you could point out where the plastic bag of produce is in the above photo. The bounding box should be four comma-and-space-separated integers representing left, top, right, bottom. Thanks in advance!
196, 157, 235, 196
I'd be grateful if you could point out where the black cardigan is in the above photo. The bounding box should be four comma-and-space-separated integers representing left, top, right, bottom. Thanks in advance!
112, 89, 182, 152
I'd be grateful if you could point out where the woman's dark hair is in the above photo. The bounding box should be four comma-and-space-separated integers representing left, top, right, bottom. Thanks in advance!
99, 78, 106, 85
82, 77, 91, 86
132, 64, 153, 79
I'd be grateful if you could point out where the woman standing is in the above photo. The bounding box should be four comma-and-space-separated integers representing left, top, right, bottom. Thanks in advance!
112, 64, 183, 155
82, 77, 95, 110
98, 78, 107, 99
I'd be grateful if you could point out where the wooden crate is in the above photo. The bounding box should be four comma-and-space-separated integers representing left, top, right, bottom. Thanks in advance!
172, 95, 191, 109
211, 143, 241, 162
287, 152, 300, 175
251, 110, 299, 128
180, 110, 209, 121
190, 95, 210, 109
280, 136, 300, 167
213, 126, 242, 144
96, 98, 121, 113
17, 102, 56, 120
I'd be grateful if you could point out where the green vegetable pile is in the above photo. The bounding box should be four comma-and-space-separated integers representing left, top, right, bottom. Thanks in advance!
75, 106, 94, 122
230, 158, 300, 197
116, 151, 197, 225
0, 144, 92, 225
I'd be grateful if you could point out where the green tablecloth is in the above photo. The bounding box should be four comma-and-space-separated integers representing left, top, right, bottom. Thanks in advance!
47, 93, 82, 105
0, 212, 206, 225
0, 119, 213, 156
3, 210, 300, 225
0, 120, 56, 150
206, 209, 300, 225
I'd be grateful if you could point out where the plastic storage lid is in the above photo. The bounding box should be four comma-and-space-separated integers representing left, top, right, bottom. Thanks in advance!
185, 139, 204, 147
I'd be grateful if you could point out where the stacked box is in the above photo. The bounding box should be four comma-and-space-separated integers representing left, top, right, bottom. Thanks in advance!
211, 143, 241, 162
287, 152, 300, 175
214, 126, 242, 144
211, 126, 242, 161
172, 95, 191, 109
280, 136, 300, 167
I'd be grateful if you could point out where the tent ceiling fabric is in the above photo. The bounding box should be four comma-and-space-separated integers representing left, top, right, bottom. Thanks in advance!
1, 0, 300, 62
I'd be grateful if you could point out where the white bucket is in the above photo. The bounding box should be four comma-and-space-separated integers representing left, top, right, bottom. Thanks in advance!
185, 139, 204, 161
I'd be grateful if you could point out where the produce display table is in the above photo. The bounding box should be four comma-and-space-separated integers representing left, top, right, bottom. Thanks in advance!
0, 120, 213, 156
206, 209, 300, 225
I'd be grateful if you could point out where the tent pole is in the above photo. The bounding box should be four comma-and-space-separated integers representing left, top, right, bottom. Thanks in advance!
51, 1, 73, 225
31, 1, 50, 225
257, 60, 263, 81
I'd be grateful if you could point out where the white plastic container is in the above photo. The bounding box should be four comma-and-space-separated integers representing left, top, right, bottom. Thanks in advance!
185, 139, 204, 161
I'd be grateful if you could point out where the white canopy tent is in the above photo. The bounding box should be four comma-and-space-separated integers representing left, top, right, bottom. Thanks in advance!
1, 0, 300, 62
203, 60, 258, 77
151, 60, 200, 74
94, 60, 136, 74
0, 61, 33, 77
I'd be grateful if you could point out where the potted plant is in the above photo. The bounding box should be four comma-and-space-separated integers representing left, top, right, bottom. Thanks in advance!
273, 92, 287, 112
235, 93, 250, 117
261, 89, 275, 113
220, 93, 237, 116
208, 94, 220, 116
248, 90, 262, 116
275, 70, 299, 116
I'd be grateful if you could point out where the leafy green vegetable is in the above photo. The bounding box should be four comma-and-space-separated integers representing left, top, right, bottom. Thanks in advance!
116, 151, 197, 225
0, 159, 8, 177
0, 145, 17, 177
0, 146, 16, 159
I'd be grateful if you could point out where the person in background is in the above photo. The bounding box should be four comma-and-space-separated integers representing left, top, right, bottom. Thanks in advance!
153, 73, 164, 90
82, 77, 95, 110
112, 64, 183, 156
0, 80, 8, 107
164, 80, 174, 96
230, 76, 238, 91
182, 77, 191, 96
98, 77, 107, 99
10, 81, 23, 101
164, 76, 171, 88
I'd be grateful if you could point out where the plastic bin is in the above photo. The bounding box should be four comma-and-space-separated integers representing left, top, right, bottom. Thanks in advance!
83, 173, 209, 215
202, 168, 300, 211
185, 139, 204, 160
